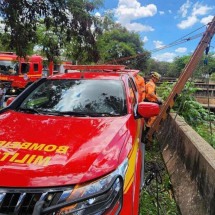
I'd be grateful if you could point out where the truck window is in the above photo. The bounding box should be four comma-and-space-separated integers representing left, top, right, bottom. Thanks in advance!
34, 64, 39, 72
21, 63, 30, 74
0, 60, 19, 75
20, 79, 127, 116
128, 79, 137, 105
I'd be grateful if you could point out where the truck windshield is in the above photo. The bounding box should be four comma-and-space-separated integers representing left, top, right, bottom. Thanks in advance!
19, 79, 127, 116
0, 60, 19, 75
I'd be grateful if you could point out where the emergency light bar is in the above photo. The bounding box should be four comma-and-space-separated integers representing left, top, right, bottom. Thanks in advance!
63, 64, 126, 71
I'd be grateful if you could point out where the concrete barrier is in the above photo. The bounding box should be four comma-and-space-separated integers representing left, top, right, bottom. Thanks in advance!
157, 113, 215, 215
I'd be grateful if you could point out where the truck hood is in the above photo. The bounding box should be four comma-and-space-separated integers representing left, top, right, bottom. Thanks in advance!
0, 110, 130, 187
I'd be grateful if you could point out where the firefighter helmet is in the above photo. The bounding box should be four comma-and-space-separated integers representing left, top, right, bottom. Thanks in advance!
151, 71, 161, 80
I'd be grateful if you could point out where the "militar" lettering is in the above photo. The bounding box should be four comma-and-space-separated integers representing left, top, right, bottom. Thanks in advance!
0, 152, 51, 166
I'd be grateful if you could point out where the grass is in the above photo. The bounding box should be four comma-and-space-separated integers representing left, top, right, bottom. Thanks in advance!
139, 141, 180, 215
194, 122, 215, 148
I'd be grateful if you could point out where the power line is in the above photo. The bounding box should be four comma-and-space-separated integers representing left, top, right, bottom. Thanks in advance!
106, 32, 203, 64
150, 32, 204, 53
106, 24, 208, 64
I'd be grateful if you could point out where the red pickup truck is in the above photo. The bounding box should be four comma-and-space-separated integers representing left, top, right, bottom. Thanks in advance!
0, 65, 159, 215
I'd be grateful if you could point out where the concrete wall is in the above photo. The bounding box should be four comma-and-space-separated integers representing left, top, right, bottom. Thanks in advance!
157, 113, 215, 215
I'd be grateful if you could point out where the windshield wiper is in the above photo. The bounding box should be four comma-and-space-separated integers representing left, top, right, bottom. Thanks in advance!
84, 112, 121, 117
40, 111, 121, 117
16, 108, 121, 117
41, 111, 90, 117
17, 107, 41, 114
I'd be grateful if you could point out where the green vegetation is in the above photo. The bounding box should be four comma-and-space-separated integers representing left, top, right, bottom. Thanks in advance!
140, 141, 180, 215
0, 3, 151, 68
145, 54, 215, 79
211, 73, 215, 82
158, 81, 215, 147
0, 0, 103, 61
97, 26, 150, 70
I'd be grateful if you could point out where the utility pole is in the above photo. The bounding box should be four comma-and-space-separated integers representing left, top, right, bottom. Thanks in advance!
147, 16, 215, 142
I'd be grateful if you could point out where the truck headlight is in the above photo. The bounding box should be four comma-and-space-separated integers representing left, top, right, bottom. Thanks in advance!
40, 159, 128, 215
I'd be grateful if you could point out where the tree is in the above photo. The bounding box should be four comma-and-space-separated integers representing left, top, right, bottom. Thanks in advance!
168, 55, 190, 77
195, 53, 215, 79
0, 0, 103, 62
147, 59, 171, 77
167, 53, 215, 79
97, 26, 150, 71
0, 31, 12, 52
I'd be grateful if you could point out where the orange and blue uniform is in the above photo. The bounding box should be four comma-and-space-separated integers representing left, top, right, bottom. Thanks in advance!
134, 74, 145, 102
145, 79, 159, 103
145, 78, 160, 127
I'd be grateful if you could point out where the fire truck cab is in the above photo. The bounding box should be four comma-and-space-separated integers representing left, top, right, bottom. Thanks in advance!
0, 52, 53, 95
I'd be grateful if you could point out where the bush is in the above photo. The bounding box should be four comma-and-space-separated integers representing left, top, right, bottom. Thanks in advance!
211, 73, 215, 82
158, 81, 215, 147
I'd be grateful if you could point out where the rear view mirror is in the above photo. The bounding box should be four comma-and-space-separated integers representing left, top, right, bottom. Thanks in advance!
137, 102, 160, 118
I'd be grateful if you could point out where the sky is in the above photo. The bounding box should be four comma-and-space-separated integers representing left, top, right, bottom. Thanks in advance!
96, 0, 215, 62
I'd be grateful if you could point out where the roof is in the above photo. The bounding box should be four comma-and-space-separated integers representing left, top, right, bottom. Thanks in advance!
63, 64, 126, 71
50, 72, 125, 80
51, 64, 140, 80
0, 53, 43, 61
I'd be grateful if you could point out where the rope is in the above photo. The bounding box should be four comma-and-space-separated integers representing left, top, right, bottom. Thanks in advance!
203, 43, 213, 143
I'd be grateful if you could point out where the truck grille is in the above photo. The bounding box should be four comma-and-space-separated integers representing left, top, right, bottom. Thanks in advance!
0, 176, 123, 215
0, 187, 69, 215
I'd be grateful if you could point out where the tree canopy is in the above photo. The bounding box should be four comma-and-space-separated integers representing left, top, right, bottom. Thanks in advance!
168, 55, 190, 77
0, 2, 152, 68
148, 52, 215, 79
147, 59, 171, 77
0, 0, 103, 61
97, 23, 150, 71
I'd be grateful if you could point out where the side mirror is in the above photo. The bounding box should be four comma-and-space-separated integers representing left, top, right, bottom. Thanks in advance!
6, 97, 16, 107
137, 102, 160, 118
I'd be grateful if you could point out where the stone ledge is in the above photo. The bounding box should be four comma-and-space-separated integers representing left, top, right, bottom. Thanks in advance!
157, 113, 215, 215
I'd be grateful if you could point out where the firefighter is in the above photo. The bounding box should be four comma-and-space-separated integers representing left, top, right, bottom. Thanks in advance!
145, 71, 163, 127
134, 73, 145, 102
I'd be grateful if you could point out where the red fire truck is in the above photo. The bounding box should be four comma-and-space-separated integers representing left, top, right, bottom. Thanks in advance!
0, 65, 160, 214
0, 52, 54, 95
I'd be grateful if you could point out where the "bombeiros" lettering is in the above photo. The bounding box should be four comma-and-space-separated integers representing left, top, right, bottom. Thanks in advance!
0, 141, 70, 166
